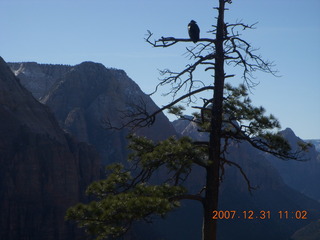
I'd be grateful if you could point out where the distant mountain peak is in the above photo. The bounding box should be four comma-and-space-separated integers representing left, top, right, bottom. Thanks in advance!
74, 61, 107, 71
8, 60, 177, 165
281, 127, 297, 137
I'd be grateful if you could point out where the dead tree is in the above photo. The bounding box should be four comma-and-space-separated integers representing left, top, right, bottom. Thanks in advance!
70, 1, 310, 240
141, 1, 308, 239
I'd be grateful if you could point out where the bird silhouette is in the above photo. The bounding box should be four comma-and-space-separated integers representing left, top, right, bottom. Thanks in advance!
188, 20, 200, 43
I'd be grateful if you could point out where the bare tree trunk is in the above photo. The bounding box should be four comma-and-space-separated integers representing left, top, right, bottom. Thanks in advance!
202, 1, 226, 240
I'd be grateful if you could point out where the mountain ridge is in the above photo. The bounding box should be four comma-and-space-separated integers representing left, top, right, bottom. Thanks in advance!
9, 61, 177, 166
171, 117, 320, 240
0, 56, 100, 240
7, 60, 320, 240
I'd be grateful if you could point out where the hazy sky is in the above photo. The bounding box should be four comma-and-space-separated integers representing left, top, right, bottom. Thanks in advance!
1, 0, 319, 139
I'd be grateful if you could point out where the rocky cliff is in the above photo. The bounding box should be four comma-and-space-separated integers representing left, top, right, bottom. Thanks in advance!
8, 60, 319, 240
306, 139, 320, 152
0, 57, 100, 240
8, 62, 72, 99
169, 118, 320, 240
266, 128, 320, 201
9, 61, 177, 166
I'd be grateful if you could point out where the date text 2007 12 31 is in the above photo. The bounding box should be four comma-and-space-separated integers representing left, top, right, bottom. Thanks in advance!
212, 210, 308, 220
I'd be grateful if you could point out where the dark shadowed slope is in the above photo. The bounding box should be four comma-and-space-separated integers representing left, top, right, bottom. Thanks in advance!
0, 57, 100, 240
266, 128, 320, 201
169, 118, 320, 240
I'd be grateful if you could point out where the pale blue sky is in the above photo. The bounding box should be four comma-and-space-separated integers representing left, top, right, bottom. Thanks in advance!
1, 0, 319, 139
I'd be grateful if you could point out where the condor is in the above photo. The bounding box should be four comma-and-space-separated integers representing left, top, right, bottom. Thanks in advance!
188, 20, 200, 43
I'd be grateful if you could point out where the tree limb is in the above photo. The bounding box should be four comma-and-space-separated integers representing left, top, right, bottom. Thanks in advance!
221, 157, 257, 193
145, 31, 216, 48
105, 86, 214, 130
170, 194, 204, 203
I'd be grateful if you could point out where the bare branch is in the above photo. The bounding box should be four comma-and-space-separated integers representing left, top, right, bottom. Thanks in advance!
221, 157, 257, 193
145, 31, 216, 48
170, 194, 204, 203
224, 120, 307, 160
226, 22, 258, 34
104, 86, 214, 130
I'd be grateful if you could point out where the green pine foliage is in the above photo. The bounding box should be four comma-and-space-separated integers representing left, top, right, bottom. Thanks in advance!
128, 135, 206, 177
65, 83, 310, 239
65, 136, 206, 239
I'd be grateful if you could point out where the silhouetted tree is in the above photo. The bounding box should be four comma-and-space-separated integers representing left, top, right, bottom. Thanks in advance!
66, 1, 310, 240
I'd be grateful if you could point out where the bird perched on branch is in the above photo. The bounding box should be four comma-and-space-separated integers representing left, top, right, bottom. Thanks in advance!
188, 20, 200, 43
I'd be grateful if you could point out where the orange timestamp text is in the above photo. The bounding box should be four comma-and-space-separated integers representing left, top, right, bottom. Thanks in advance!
212, 210, 308, 220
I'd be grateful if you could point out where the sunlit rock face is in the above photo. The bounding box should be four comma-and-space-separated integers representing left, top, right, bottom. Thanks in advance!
8, 62, 72, 99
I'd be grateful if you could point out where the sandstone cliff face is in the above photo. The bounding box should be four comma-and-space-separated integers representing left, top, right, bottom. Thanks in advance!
10, 61, 177, 165
0, 57, 100, 240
